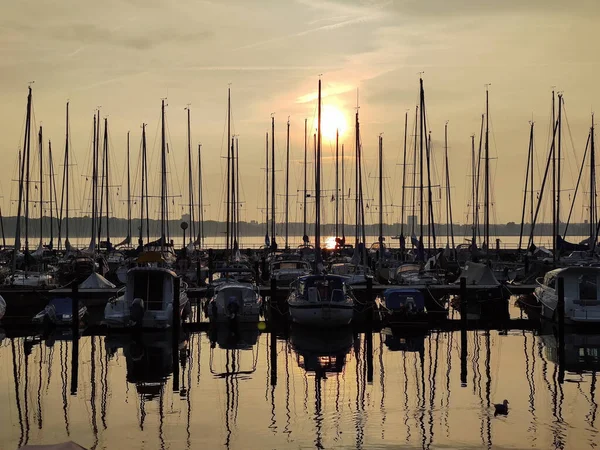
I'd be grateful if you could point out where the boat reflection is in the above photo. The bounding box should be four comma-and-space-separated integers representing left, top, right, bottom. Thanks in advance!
381, 327, 426, 353
539, 325, 600, 373
289, 325, 354, 377
105, 333, 176, 399
208, 322, 260, 351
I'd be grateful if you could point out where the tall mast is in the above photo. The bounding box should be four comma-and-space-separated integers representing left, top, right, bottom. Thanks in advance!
226, 87, 231, 252
197, 144, 204, 248
186, 106, 195, 245
471, 134, 476, 246
445, 122, 455, 253
484, 85, 490, 254
160, 100, 167, 253
303, 119, 308, 245
341, 143, 345, 243
400, 111, 408, 237
552, 90, 556, 261
355, 111, 359, 248
230, 137, 236, 251
285, 118, 290, 249
48, 140, 54, 249
335, 128, 339, 242
38, 126, 43, 248
235, 137, 240, 250
90, 113, 97, 252
314, 78, 322, 269
419, 78, 424, 248
591, 114, 596, 242
265, 132, 269, 246
271, 115, 276, 249
64, 102, 70, 249
139, 124, 147, 246
103, 118, 110, 246
519, 122, 535, 251
378, 133, 383, 259
13, 86, 32, 274
24, 114, 32, 253
557, 94, 563, 259
411, 106, 418, 236
126, 131, 132, 242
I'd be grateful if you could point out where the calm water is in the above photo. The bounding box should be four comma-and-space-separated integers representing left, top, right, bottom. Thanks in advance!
1, 318, 599, 449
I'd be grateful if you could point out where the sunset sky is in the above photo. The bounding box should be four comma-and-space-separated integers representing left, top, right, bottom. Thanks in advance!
1, 0, 599, 229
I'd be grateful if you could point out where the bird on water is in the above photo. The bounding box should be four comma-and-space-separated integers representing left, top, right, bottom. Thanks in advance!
494, 399, 509, 416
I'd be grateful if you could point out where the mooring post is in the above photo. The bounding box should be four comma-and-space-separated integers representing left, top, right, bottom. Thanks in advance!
172, 277, 181, 392
270, 329, 277, 386
70, 281, 79, 395
460, 277, 467, 387
208, 248, 214, 284
557, 276, 565, 384
366, 276, 374, 325
261, 256, 268, 283
270, 277, 277, 313
196, 259, 201, 285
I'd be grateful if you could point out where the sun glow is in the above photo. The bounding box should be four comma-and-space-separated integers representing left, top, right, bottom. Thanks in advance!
314, 105, 348, 142
325, 236, 337, 250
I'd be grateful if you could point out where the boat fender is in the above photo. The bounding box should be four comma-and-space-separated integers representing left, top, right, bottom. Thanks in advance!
131, 298, 145, 326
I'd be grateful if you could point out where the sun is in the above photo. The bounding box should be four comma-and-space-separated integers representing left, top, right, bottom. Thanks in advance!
314, 105, 348, 142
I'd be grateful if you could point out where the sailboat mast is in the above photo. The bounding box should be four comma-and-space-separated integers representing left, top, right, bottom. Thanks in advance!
197, 144, 204, 248
484, 86, 490, 254
552, 90, 556, 260
411, 106, 418, 236
335, 128, 339, 242
271, 116, 276, 249
285, 118, 290, 249
186, 106, 195, 245
400, 111, 408, 237
519, 122, 535, 251
303, 119, 307, 245
341, 143, 345, 242
140, 124, 146, 245
557, 94, 563, 258
127, 131, 132, 242
64, 102, 70, 248
236, 137, 240, 249
160, 100, 167, 253
378, 133, 383, 255
226, 88, 231, 252
591, 115, 596, 242
471, 134, 476, 238
355, 111, 359, 248
230, 137, 236, 250
445, 122, 455, 252
314, 79, 322, 268
265, 132, 269, 246
48, 140, 54, 249
419, 78, 424, 246
38, 126, 43, 247
13, 87, 32, 274
104, 118, 110, 246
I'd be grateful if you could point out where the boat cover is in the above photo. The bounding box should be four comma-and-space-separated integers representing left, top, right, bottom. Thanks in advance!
458, 262, 499, 286
383, 288, 425, 310
19, 442, 88, 450
79, 272, 116, 289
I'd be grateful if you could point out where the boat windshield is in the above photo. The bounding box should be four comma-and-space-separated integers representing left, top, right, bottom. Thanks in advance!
298, 277, 346, 302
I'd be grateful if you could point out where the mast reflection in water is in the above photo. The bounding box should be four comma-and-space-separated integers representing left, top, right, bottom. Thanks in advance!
1, 327, 600, 449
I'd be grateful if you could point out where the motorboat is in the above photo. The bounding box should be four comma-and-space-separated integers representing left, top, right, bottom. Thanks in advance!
377, 287, 427, 324
329, 262, 371, 285
104, 265, 189, 329
270, 259, 312, 286
4, 270, 57, 288
33, 297, 87, 326
287, 274, 355, 327
207, 281, 262, 323
395, 263, 440, 285
534, 267, 600, 324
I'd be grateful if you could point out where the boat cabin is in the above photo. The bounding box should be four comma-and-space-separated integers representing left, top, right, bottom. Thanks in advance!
292, 275, 348, 303
127, 267, 179, 311
382, 288, 425, 313
543, 267, 600, 306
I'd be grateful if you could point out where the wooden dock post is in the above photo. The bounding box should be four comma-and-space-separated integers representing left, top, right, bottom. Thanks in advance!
172, 277, 181, 392
270, 329, 277, 386
557, 276, 565, 384
366, 276, 374, 326
270, 277, 277, 315
208, 248, 214, 284
70, 281, 79, 395
460, 277, 467, 387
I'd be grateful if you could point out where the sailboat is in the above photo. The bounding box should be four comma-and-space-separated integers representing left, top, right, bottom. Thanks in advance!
104, 100, 189, 328
287, 79, 356, 327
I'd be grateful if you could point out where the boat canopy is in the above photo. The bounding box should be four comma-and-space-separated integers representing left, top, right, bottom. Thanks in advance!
382, 288, 425, 310
457, 262, 499, 286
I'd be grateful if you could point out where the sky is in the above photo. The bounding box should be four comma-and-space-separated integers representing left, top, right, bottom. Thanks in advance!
1, 0, 600, 229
